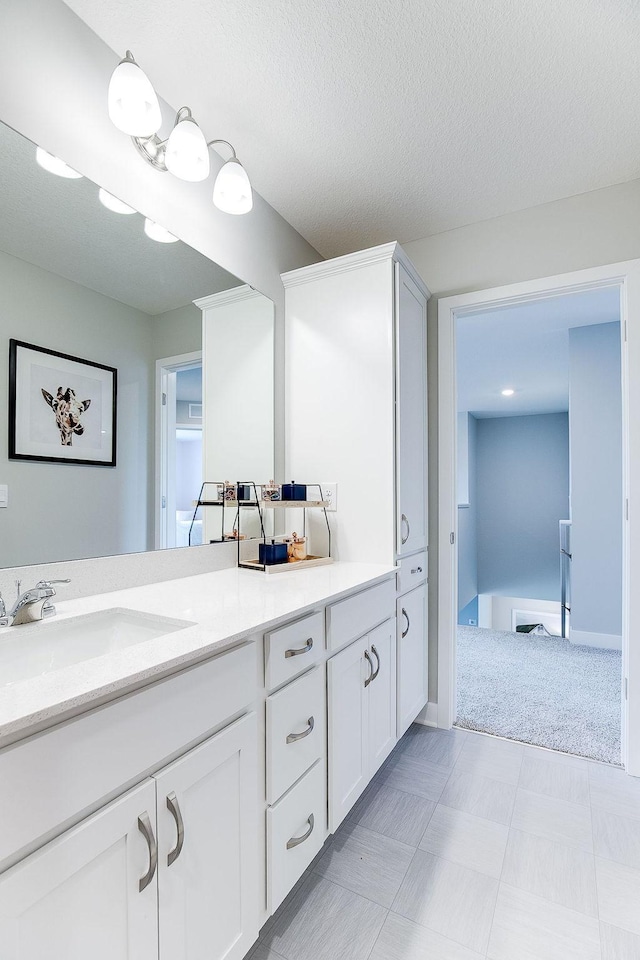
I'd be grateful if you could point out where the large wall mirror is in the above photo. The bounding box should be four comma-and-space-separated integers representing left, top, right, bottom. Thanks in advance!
0, 119, 274, 569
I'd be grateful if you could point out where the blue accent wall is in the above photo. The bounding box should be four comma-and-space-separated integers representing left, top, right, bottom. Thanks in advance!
458, 413, 478, 611
569, 322, 622, 637
476, 413, 570, 601
458, 595, 479, 626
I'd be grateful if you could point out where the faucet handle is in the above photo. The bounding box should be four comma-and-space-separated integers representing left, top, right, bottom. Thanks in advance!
35, 579, 71, 589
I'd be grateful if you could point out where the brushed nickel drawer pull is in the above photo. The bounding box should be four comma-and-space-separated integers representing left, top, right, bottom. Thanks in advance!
370, 644, 380, 682
166, 791, 185, 867
411, 565, 423, 575
402, 608, 410, 638
364, 649, 374, 687
285, 637, 313, 658
286, 716, 315, 744
137, 811, 158, 892
401, 514, 410, 544
286, 813, 315, 849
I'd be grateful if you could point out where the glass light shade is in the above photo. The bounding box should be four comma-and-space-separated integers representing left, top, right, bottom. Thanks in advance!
165, 117, 210, 182
35, 147, 83, 179
144, 218, 179, 243
501, 388, 515, 397
98, 188, 136, 215
213, 158, 253, 214
108, 57, 162, 137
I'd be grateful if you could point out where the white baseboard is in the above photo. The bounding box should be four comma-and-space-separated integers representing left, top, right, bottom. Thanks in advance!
570, 629, 622, 651
414, 701, 438, 727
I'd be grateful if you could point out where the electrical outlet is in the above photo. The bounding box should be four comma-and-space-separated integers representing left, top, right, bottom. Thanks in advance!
468, 618, 477, 626
0, 484, 7, 508
320, 483, 337, 512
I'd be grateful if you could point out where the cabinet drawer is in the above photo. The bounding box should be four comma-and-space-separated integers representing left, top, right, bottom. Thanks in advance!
266, 667, 324, 804
397, 552, 427, 595
326, 579, 396, 653
0, 641, 257, 870
267, 760, 326, 913
264, 612, 323, 691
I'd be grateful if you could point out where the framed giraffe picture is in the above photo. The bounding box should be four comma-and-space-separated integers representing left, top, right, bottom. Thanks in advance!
8, 339, 117, 466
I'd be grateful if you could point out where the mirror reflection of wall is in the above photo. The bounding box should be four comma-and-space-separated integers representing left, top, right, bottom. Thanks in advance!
0, 119, 275, 569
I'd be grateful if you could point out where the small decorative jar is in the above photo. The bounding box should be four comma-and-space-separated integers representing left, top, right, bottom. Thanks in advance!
223, 481, 236, 502
281, 481, 307, 501
262, 480, 281, 502
288, 532, 307, 562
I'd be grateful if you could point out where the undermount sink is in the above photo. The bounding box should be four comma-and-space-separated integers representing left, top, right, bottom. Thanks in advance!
0, 608, 196, 686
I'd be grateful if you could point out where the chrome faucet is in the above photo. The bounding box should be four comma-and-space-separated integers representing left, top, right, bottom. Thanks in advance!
0, 579, 71, 627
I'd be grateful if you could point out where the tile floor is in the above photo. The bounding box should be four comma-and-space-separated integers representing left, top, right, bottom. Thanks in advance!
249, 724, 640, 960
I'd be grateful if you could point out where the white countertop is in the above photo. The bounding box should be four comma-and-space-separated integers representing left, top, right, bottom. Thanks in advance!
0, 562, 396, 746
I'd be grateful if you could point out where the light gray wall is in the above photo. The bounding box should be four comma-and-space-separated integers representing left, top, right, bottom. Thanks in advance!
153, 304, 203, 361
404, 178, 640, 703
0, 249, 154, 567
457, 413, 477, 611
569, 322, 622, 639
475, 414, 569, 602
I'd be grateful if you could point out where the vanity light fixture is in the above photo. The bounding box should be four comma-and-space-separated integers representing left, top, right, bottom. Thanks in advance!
501, 388, 515, 397
98, 188, 136, 215
144, 218, 179, 243
35, 147, 83, 179
108, 51, 252, 213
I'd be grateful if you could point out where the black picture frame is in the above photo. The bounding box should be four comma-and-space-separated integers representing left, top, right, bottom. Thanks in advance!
8, 339, 117, 467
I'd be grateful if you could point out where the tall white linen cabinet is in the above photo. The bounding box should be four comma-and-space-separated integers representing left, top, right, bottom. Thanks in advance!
283, 242, 430, 739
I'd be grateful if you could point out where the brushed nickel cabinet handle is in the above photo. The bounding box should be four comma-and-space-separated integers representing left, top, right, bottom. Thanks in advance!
402, 608, 410, 638
285, 638, 313, 658
286, 813, 315, 849
137, 811, 158, 892
401, 514, 410, 544
370, 644, 380, 682
166, 791, 185, 867
286, 716, 315, 744
411, 565, 423, 575
364, 649, 374, 687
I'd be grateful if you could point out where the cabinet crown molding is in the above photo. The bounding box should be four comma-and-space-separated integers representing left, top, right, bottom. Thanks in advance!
281, 242, 431, 299
194, 284, 263, 311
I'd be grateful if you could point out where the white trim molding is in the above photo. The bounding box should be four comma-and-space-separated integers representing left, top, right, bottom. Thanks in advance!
570, 630, 622, 651
194, 284, 262, 310
437, 259, 640, 777
415, 701, 438, 728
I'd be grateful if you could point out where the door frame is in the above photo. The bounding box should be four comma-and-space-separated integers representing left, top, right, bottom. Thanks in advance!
155, 351, 202, 550
437, 259, 640, 776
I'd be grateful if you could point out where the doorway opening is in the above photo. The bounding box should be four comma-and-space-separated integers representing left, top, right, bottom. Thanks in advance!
437, 261, 638, 775
156, 351, 203, 550
454, 289, 622, 763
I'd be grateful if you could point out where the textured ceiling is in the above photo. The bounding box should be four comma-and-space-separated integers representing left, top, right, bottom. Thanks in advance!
457, 287, 621, 418
0, 121, 241, 315
63, 0, 640, 257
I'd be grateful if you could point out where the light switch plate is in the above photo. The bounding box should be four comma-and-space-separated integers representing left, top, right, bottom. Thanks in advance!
320, 483, 337, 512
0, 484, 7, 508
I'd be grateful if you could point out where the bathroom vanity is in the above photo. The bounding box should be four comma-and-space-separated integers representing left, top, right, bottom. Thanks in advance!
0, 561, 417, 960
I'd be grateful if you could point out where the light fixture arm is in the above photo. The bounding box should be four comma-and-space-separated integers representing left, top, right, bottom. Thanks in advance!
207, 139, 238, 161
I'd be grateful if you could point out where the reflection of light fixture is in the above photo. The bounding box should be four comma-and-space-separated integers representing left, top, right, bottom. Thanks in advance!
501, 388, 515, 397
108, 50, 161, 137
144, 218, 179, 243
108, 51, 252, 213
36, 147, 83, 179
98, 188, 136, 215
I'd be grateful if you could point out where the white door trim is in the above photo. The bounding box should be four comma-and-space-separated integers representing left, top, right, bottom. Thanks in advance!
437, 260, 640, 776
155, 351, 202, 550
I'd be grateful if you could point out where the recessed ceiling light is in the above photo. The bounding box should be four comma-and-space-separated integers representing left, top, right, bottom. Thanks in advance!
501, 388, 515, 397
143, 218, 179, 243
36, 147, 83, 179
98, 188, 136, 215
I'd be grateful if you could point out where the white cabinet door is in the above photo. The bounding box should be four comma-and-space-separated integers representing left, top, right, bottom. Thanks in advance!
367, 619, 397, 774
395, 261, 428, 558
397, 584, 428, 737
155, 713, 259, 960
327, 635, 369, 831
0, 779, 158, 960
